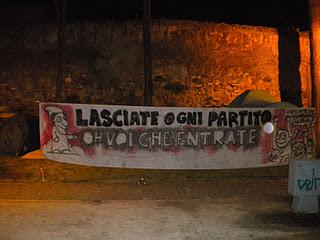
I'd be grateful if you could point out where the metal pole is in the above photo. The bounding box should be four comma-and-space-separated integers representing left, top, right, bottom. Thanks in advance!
55, 0, 66, 102
143, 0, 153, 105
309, 0, 320, 154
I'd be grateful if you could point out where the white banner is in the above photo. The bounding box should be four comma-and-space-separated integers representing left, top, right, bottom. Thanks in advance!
40, 103, 315, 169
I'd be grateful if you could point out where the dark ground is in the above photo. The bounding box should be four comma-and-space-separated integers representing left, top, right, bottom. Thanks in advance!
0, 156, 290, 200
0, 157, 319, 240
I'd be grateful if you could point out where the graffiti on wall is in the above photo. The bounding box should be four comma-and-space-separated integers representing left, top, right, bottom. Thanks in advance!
40, 103, 315, 169
289, 159, 320, 196
266, 109, 315, 163
44, 106, 77, 154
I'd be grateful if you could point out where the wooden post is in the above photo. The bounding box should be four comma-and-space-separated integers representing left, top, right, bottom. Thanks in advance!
55, 0, 67, 102
309, 0, 320, 153
143, 0, 153, 106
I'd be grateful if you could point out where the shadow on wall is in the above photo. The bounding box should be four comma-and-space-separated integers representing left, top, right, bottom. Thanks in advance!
278, 28, 302, 107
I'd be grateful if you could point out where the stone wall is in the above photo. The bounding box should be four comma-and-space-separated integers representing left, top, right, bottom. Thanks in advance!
299, 32, 312, 107
0, 20, 312, 115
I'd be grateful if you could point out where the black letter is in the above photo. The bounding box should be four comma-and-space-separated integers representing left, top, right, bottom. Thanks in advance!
229, 112, 238, 128
177, 112, 187, 124
89, 109, 101, 127
261, 110, 272, 124
76, 109, 88, 126
217, 111, 227, 127
164, 112, 175, 125
101, 109, 112, 127
253, 111, 261, 126
151, 112, 159, 125
113, 110, 123, 127
238, 110, 248, 126
187, 112, 197, 125
130, 112, 141, 125
208, 111, 218, 126
140, 111, 151, 125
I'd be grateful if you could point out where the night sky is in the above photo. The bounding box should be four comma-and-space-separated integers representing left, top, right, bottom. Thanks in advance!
0, 0, 310, 30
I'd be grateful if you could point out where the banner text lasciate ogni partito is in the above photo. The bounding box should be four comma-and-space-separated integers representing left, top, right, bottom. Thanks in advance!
40, 103, 315, 169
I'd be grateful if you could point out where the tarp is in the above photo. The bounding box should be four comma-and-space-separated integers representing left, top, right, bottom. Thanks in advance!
228, 90, 278, 107
22, 149, 46, 159
0, 115, 28, 156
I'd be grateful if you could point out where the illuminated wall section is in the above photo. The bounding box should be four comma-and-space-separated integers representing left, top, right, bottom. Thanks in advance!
0, 20, 313, 113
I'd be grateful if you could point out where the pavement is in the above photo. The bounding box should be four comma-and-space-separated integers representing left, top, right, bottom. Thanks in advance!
0, 156, 319, 240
